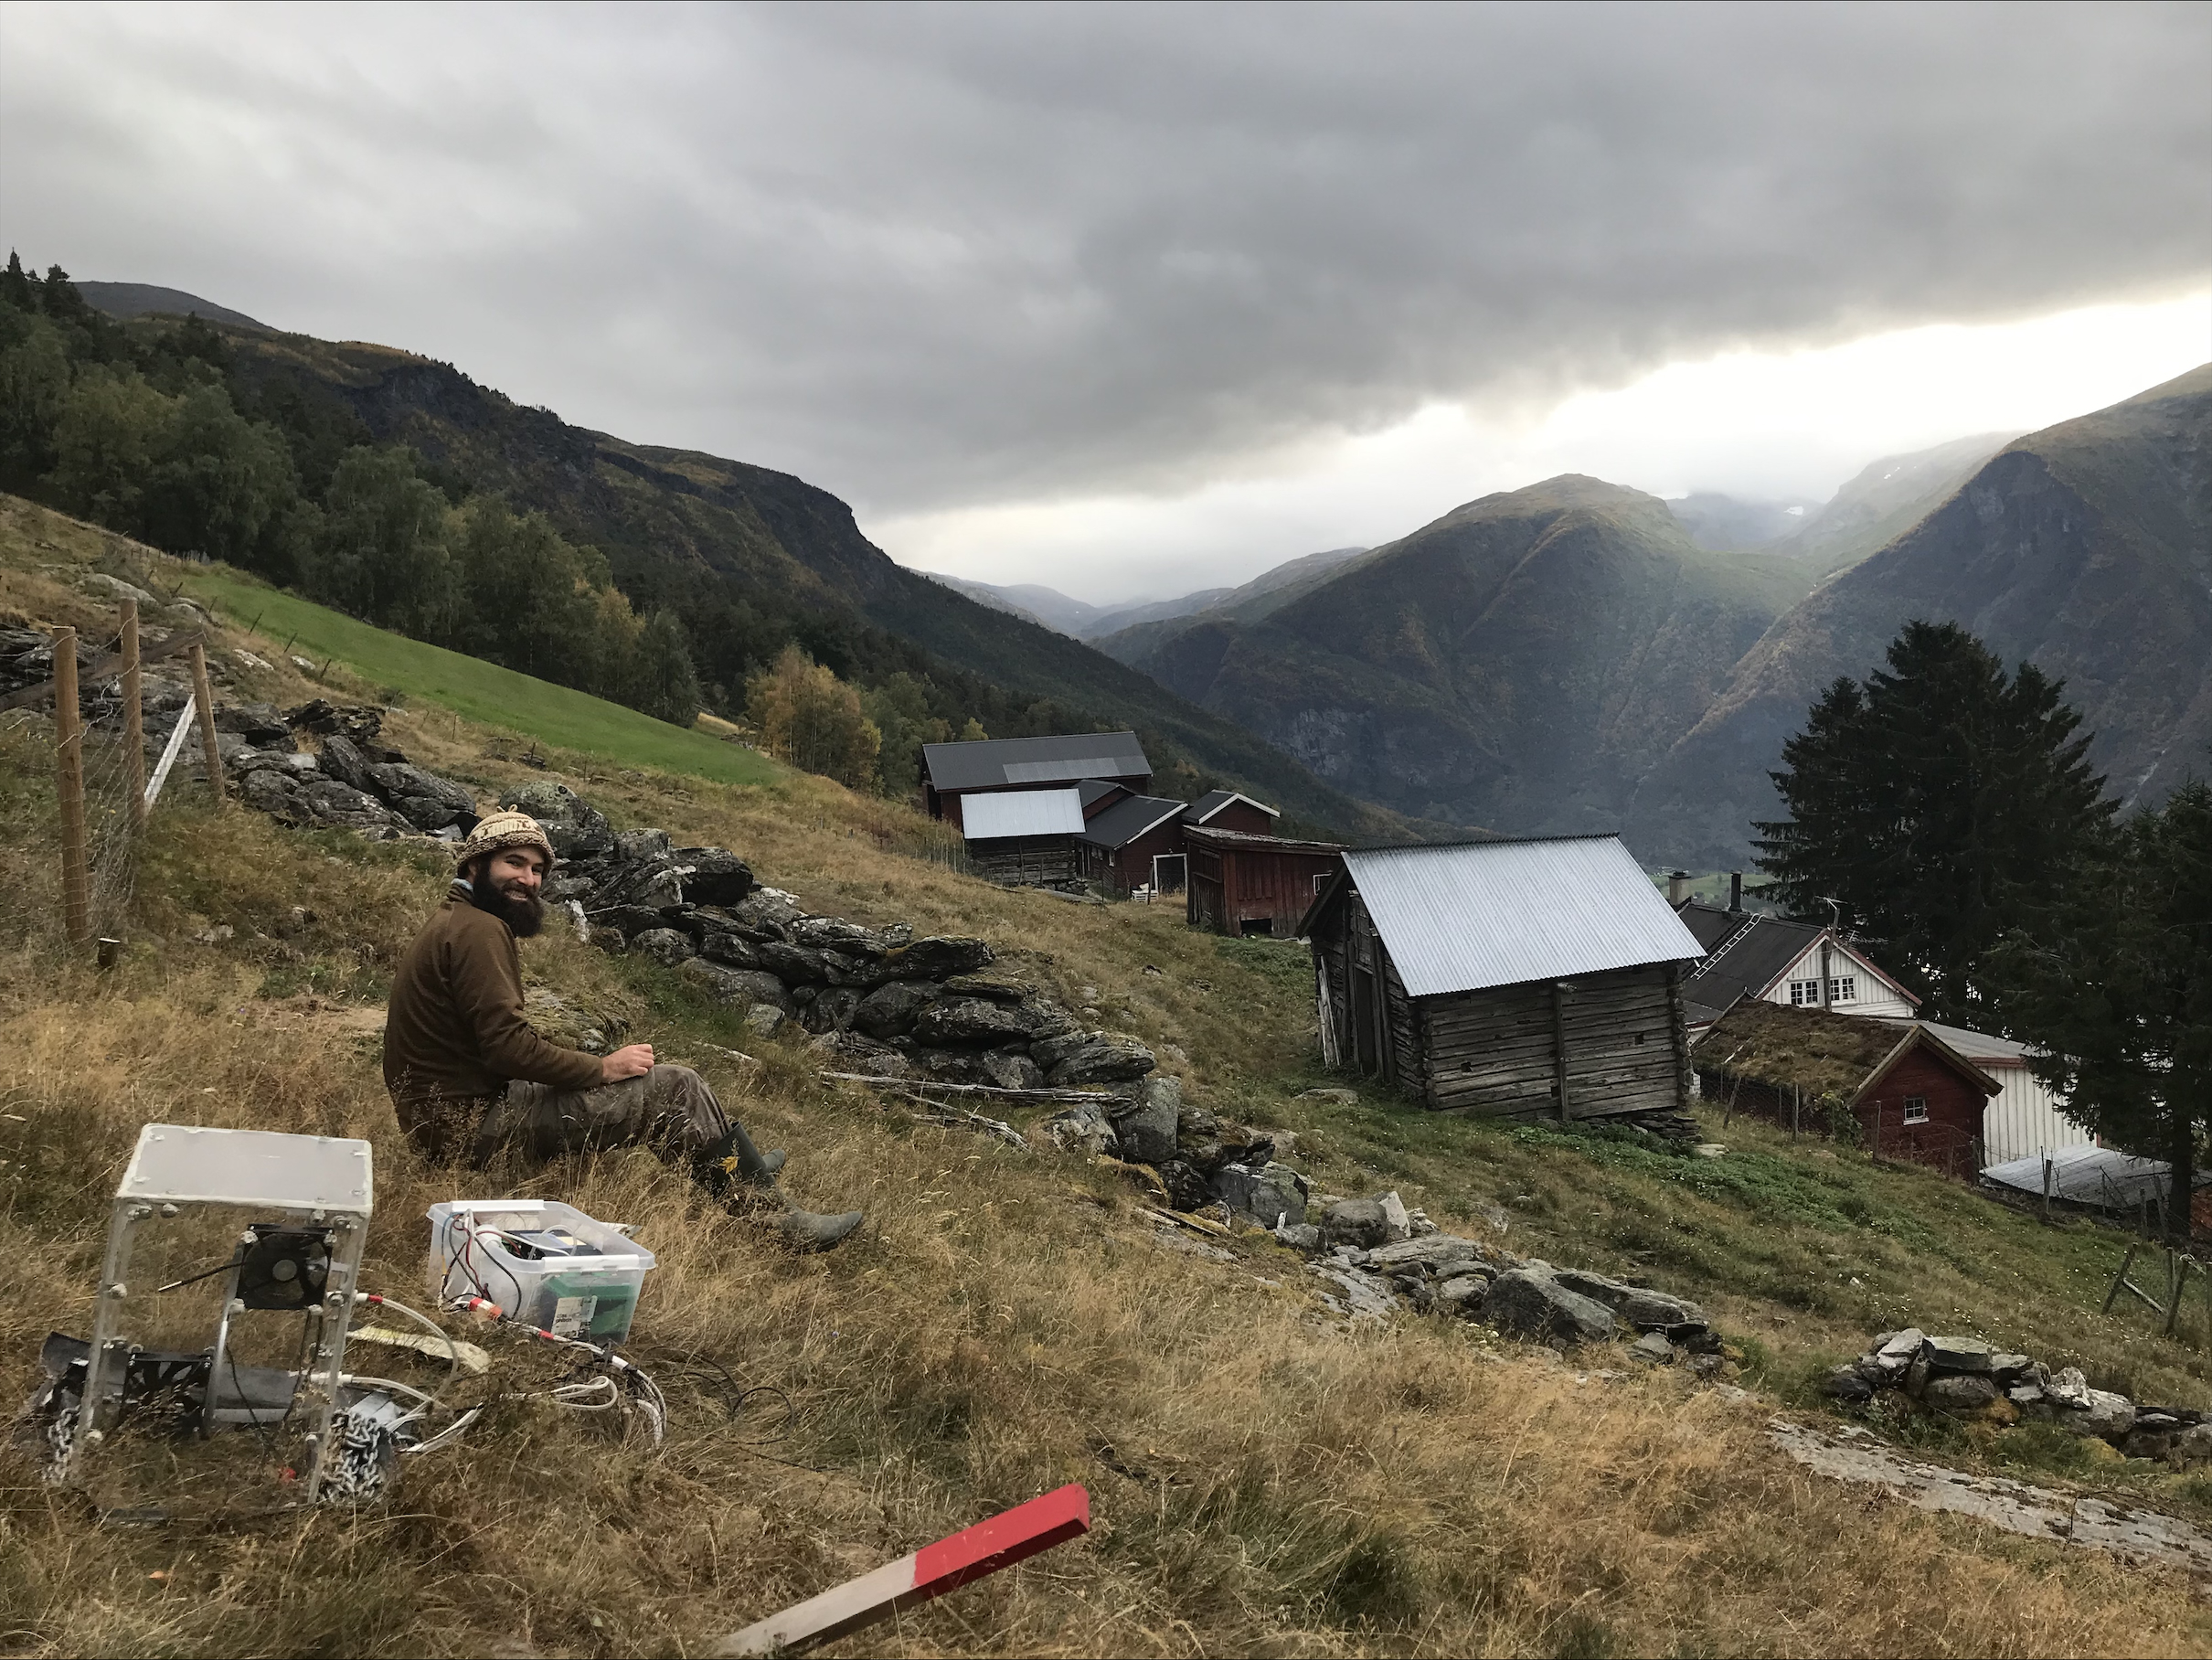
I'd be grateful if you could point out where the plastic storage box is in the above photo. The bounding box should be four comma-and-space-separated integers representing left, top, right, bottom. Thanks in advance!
425, 1198, 654, 1345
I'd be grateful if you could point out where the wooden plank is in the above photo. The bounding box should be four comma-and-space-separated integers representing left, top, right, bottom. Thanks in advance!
715, 1484, 1091, 1657
187, 642, 226, 808
52, 627, 90, 943
0, 626, 207, 714
120, 600, 146, 831
1551, 982, 1572, 1120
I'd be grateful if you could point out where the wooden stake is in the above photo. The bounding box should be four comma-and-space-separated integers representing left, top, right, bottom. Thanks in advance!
52, 627, 90, 944
120, 599, 145, 831
187, 643, 225, 808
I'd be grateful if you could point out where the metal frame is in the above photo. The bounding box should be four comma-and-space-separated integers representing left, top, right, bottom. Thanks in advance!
68, 1124, 374, 1506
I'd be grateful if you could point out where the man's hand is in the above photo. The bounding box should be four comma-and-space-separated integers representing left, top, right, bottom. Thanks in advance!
601, 1043, 655, 1084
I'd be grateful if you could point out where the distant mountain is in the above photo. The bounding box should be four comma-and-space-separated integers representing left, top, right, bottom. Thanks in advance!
77, 281, 267, 330
1666, 493, 1819, 551
201, 325, 1415, 838
1093, 546, 1373, 665
1766, 431, 2015, 578
1103, 476, 1816, 828
932, 546, 1367, 644
1632, 367, 2212, 867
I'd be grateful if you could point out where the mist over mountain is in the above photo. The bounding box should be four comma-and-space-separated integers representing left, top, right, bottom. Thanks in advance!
1664, 493, 1819, 552
1095, 384, 2202, 865
1632, 367, 2212, 866
927, 546, 1367, 643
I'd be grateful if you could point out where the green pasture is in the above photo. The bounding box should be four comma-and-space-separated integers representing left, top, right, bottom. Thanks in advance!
182, 569, 782, 789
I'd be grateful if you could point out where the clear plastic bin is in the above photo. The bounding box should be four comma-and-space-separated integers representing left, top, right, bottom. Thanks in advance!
424, 1197, 654, 1345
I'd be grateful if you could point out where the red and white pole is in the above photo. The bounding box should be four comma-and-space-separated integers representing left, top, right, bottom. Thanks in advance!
716, 1484, 1091, 1657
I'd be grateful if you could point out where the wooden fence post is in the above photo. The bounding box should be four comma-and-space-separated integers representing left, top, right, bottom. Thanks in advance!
120, 599, 145, 830
51, 626, 90, 943
187, 643, 225, 808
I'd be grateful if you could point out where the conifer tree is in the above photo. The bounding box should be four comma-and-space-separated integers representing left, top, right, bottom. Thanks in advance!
1991, 782, 2212, 1240
1754, 620, 2112, 1021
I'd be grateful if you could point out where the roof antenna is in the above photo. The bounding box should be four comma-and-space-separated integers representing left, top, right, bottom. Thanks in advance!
1818, 895, 1844, 934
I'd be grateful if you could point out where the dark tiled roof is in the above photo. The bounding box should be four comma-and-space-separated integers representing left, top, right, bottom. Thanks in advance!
1078, 778, 1127, 812
1079, 793, 1189, 850
1682, 913, 1823, 1018
923, 731, 1150, 793
1184, 788, 1279, 824
1674, 899, 1749, 954
1183, 825, 1346, 854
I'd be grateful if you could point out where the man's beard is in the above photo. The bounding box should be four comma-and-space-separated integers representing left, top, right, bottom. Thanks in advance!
466, 871, 545, 937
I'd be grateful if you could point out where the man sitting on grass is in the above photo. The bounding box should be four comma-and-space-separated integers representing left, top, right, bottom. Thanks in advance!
382, 809, 863, 1251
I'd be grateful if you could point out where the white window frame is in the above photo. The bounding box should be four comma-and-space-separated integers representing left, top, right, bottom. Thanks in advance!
1827, 974, 1857, 1004
1901, 1096, 1929, 1124
1788, 978, 1821, 1006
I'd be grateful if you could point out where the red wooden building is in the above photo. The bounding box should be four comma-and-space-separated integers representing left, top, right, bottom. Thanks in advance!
1690, 1000, 2001, 1177
1185, 825, 1345, 937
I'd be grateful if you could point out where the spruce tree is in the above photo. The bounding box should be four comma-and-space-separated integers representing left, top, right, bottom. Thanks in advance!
1991, 782, 2212, 1240
1754, 620, 2112, 1022
0, 251, 34, 314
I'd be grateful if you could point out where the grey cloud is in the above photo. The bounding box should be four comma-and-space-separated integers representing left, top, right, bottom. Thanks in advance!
1, 1, 2204, 513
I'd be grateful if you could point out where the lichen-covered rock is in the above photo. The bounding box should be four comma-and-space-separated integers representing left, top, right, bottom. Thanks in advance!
1925, 1336, 1996, 1374
1040, 1101, 1119, 1157
873, 935, 993, 982
1033, 1031, 1154, 1086
977, 1048, 1046, 1091
239, 766, 310, 823
1110, 1075, 1181, 1165
851, 980, 941, 1039
631, 927, 697, 967
911, 997, 1037, 1047
1367, 1235, 1487, 1275
1154, 1159, 1214, 1212
1550, 1270, 1708, 1333
676, 847, 754, 907
677, 958, 795, 1015
367, 761, 475, 828
298, 777, 409, 834
1435, 1275, 1490, 1317
1211, 1161, 1309, 1227
2056, 1389, 2136, 1442
1480, 1270, 1617, 1346
801, 985, 863, 1035
1924, 1374, 2000, 1413
313, 731, 376, 793
499, 781, 617, 861
1823, 1364, 1877, 1402
1321, 1197, 1390, 1249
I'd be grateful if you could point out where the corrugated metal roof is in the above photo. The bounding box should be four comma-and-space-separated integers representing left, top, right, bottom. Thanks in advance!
1342, 835, 1706, 997
1079, 793, 1188, 850
1185, 789, 1279, 824
1877, 1017, 2034, 1065
923, 731, 1150, 792
962, 787, 1086, 839
1981, 1145, 2206, 1208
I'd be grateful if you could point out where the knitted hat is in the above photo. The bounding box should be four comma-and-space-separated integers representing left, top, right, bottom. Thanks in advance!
455, 810, 556, 870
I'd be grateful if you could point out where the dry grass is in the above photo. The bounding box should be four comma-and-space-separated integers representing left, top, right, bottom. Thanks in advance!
5, 497, 2212, 1655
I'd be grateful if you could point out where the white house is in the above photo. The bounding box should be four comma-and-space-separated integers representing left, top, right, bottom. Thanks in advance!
1875, 1017, 2092, 1165
1675, 908, 1919, 1030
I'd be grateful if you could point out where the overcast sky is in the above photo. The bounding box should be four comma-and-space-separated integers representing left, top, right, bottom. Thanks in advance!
4, 1, 2207, 601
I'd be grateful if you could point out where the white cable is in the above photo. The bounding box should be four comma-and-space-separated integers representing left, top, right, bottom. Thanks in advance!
366, 1293, 464, 1384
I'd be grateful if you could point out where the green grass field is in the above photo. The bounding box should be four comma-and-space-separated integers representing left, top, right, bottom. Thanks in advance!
182, 569, 783, 789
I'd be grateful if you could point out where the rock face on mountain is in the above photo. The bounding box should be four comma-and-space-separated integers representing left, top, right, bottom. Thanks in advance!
1631, 365, 2212, 867
1106, 474, 1813, 831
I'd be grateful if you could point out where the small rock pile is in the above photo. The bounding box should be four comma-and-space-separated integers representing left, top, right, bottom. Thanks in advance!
1824, 1328, 2212, 1464
229, 701, 483, 835
1274, 1193, 1725, 1362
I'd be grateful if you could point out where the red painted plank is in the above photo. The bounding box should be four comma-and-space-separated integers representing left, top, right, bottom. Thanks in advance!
716, 1484, 1090, 1657
911, 1483, 1091, 1600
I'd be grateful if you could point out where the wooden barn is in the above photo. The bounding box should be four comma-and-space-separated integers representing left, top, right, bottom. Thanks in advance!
1182, 789, 1280, 836
1185, 825, 1345, 937
1076, 791, 1192, 891
1691, 1001, 2001, 1176
920, 732, 1151, 828
957, 786, 1087, 885
1297, 835, 1707, 1119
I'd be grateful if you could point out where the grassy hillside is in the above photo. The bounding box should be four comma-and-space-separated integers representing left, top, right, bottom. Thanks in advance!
1633, 364, 2212, 867
214, 328, 1421, 840
5, 504, 2212, 1657
180, 566, 782, 790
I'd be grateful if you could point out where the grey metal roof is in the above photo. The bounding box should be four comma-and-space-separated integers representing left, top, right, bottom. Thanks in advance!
1981, 1145, 2209, 1208
1876, 1017, 2034, 1065
923, 731, 1150, 792
1079, 793, 1188, 850
961, 787, 1086, 839
1340, 835, 1707, 998
1185, 789, 1279, 824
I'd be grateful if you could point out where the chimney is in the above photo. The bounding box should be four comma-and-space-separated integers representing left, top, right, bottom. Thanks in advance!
1667, 870, 1691, 906
1729, 871, 1743, 912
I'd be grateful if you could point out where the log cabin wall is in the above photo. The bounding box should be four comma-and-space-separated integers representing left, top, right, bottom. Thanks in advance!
967, 835, 1082, 885
1416, 964, 1685, 1118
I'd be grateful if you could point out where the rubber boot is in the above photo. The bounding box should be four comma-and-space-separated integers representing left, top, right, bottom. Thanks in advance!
777, 1206, 865, 1252
691, 1125, 786, 1202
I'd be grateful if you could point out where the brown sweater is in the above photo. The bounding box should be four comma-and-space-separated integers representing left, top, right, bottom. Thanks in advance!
383, 888, 604, 1116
